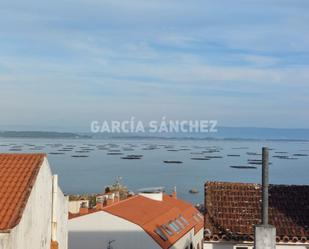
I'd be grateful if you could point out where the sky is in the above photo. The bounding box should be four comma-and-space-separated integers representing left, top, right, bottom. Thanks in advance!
0, 0, 309, 131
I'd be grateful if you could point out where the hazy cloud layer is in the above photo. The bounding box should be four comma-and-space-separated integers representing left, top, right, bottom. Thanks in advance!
0, 0, 309, 130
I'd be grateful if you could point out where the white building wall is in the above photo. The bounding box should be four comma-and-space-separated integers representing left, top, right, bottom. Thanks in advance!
204, 242, 309, 249
0, 158, 68, 249
55, 186, 69, 249
0, 234, 9, 249
69, 211, 204, 249
69, 200, 89, 214
139, 192, 163, 201
171, 228, 204, 249
69, 211, 161, 249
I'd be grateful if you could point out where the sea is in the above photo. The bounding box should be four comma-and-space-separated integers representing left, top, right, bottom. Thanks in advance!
1, 138, 309, 205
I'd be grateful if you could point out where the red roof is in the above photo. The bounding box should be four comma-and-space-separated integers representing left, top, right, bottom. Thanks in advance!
0, 154, 45, 232
204, 181, 309, 243
104, 194, 203, 249
71, 194, 204, 249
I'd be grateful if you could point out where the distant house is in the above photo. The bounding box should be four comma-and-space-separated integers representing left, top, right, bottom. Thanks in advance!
68, 187, 126, 215
96, 191, 121, 209
204, 181, 309, 249
69, 189, 204, 249
69, 199, 90, 214
0, 154, 68, 249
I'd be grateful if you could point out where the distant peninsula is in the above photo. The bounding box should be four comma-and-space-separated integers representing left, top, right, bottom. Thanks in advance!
0, 131, 92, 139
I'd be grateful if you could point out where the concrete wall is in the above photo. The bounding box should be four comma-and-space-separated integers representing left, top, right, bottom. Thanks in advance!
55, 185, 69, 249
69, 211, 161, 249
0, 158, 68, 249
204, 242, 309, 249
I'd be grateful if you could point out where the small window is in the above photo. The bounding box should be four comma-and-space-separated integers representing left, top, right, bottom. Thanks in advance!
155, 228, 168, 241
175, 219, 185, 229
169, 221, 180, 232
162, 224, 173, 236
234, 247, 249, 249
179, 215, 189, 225
80, 201, 88, 208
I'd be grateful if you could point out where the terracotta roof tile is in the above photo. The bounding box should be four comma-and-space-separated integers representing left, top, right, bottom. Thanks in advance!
71, 194, 203, 249
104, 194, 204, 249
204, 181, 309, 243
0, 153, 45, 232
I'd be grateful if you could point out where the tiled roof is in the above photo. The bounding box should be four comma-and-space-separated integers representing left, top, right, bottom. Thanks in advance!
71, 194, 204, 249
0, 153, 45, 232
104, 194, 203, 249
204, 181, 309, 243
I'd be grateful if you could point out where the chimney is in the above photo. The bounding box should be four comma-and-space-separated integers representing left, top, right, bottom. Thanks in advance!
254, 147, 276, 249
172, 186, 177, 199
96, 203, 103, 210
96, 195, 104, 210
105, 197, 114, 206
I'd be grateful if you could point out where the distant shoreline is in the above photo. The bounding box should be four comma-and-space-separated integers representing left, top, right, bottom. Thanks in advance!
0, 130, 309, 142
0, 131, 91, 139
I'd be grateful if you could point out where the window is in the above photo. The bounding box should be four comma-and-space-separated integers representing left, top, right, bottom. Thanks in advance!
234, 246, 250, 249
155, 228, 168, 241
80, 201, 88, 208
175, 219, 185, 229
162, 224, 173, 236
179, 215, 189, 225
169, 221, 180, 232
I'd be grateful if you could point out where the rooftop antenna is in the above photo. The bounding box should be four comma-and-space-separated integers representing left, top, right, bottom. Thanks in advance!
107, 240, 115, 249
115, 176, 123, 189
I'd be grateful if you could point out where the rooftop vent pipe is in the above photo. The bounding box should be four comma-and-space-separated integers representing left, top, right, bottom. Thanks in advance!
262, 147, 269, 225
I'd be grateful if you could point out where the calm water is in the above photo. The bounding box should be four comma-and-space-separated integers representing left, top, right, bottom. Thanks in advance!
1, 138, 309, 204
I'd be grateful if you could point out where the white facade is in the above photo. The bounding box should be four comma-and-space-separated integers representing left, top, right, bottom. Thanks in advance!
53, 175, 69, 249
139, 192, 163, 201
69, 211, 161, 249
204, 241, 309, 249
171, 228, 203, 249
69, 200, 89, 214
0, 158, 68, 249
69, 211, 204, 249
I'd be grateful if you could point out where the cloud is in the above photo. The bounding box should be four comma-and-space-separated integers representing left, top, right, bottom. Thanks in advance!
0, 0, 309, 129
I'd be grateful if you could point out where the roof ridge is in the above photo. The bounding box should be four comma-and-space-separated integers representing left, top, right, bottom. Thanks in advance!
0, 153, 47, 156
104, 195, 140, 210
205, 181, 309, 187
69, 195, 140, 219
